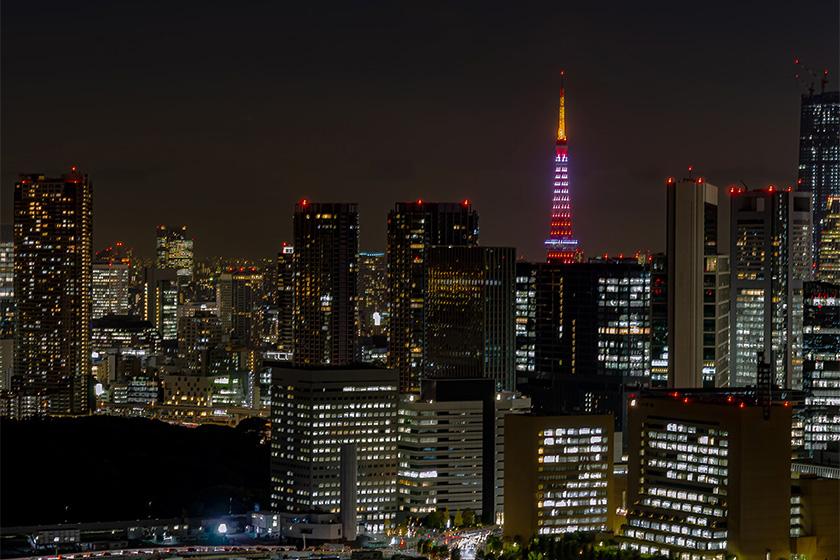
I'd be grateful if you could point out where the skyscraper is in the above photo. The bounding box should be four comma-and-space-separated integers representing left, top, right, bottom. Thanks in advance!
425, 246, 516, 390
357, 251, 389, 363
0, 225, 14, 395
155, 225, 194, 282
0, 225, 14, 338
293, 201, 358, 366
817, 196, 840, 284
218, 266, 263, 349
144, 267, 179, 344
649, 253, 669, 387
274, 243, 295, 355
514, 261, 537, 383
729, 187, 812, 389
544, 72, 582, 264
357, 251, 388, 339
802, 281, 840, 464
13, 169, 92, 416
387, 201, 479, 392
798, 90, 839, 276
666, 177, 730, 389
92, 242, 132, 319
522, 260, 651, 429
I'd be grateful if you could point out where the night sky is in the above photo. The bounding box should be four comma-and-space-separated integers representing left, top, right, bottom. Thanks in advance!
2, 1, 838, 260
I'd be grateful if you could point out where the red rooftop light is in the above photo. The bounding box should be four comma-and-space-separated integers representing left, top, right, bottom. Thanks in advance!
739, 402, 746, 409
417, 198, 423, 205
768, 185, 776, 193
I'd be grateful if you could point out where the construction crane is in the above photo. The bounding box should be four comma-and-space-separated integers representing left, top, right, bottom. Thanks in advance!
794, 56, 830, 95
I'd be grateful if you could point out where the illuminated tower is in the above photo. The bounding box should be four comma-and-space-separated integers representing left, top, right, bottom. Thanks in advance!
13, 168, 92, 416
545, 72, 582, 263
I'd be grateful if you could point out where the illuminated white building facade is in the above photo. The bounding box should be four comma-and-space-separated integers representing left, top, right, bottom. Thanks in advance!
270, 367, 398, 531
504, 414, 613, 540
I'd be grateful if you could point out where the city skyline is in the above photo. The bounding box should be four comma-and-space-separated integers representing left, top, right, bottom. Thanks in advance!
2, 1, 838, 260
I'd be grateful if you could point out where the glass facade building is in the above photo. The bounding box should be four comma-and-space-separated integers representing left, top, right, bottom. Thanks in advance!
798, 90, 840, 277
386, 201, 479, 392
729, 189, 812, 389
270, 366, 399, 531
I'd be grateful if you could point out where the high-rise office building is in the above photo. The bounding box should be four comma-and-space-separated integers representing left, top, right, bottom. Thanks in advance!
357, 252, 388, 339
155, 225, 194, 282
649, 253, 669, 387
425, 246, 516, 390
514, 261, 537, 383
666, 177, 730, 389
621, 390, 794, 560
0, 226, 13, 393
817, 196, 840, 284
802, 281, 840, 465
144, 267, 179, 344
387, 201, 479, 392
544, 73, 583, 264
0, 225, 14, 338
798, 90, 839, 276
729, 187, 812, 389
13, 169, 92, 416
397, 387, 531, 524
398, 396, 484, 516
293, 201, 358, 366
92, 243, 132, 320
504, 414, 614, 540
275, 244, 295, 355
522, 261, 651, 429
218, 266, 263, 349
270, 366, 399, 531
178, 310, 224, 374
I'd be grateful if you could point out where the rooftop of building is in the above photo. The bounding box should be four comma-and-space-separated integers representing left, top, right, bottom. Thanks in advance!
92, 314, 154, 331
635, 387, 807, 408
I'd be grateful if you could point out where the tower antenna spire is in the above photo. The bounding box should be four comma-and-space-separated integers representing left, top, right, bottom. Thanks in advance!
557, 70, 567, 143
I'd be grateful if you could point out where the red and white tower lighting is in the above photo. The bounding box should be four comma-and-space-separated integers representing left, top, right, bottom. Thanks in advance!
545, 71, 583, 264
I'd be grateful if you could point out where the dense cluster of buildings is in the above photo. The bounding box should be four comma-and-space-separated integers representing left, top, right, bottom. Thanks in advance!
1, 80, 838, 560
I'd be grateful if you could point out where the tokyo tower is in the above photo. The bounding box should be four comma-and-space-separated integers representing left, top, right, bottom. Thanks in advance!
544, 71, 583, 264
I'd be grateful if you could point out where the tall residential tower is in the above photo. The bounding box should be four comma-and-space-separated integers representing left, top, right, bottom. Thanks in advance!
293, 201, 358, 366
13, 169, 92, 416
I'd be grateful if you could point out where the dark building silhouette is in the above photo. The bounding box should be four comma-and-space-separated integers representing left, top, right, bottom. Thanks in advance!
293, 201, 358, 366
386, 201, 479, 392
425, 246, 515, 390
520, 260, 651, 430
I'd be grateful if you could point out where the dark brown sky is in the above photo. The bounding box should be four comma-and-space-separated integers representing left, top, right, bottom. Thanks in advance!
2, 0, 838, 260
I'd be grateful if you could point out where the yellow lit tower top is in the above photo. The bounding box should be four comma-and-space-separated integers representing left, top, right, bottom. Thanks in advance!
557, 70, 567, 144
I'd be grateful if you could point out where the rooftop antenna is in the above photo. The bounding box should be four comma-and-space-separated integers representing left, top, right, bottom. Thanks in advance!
794, 57, 818, 96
